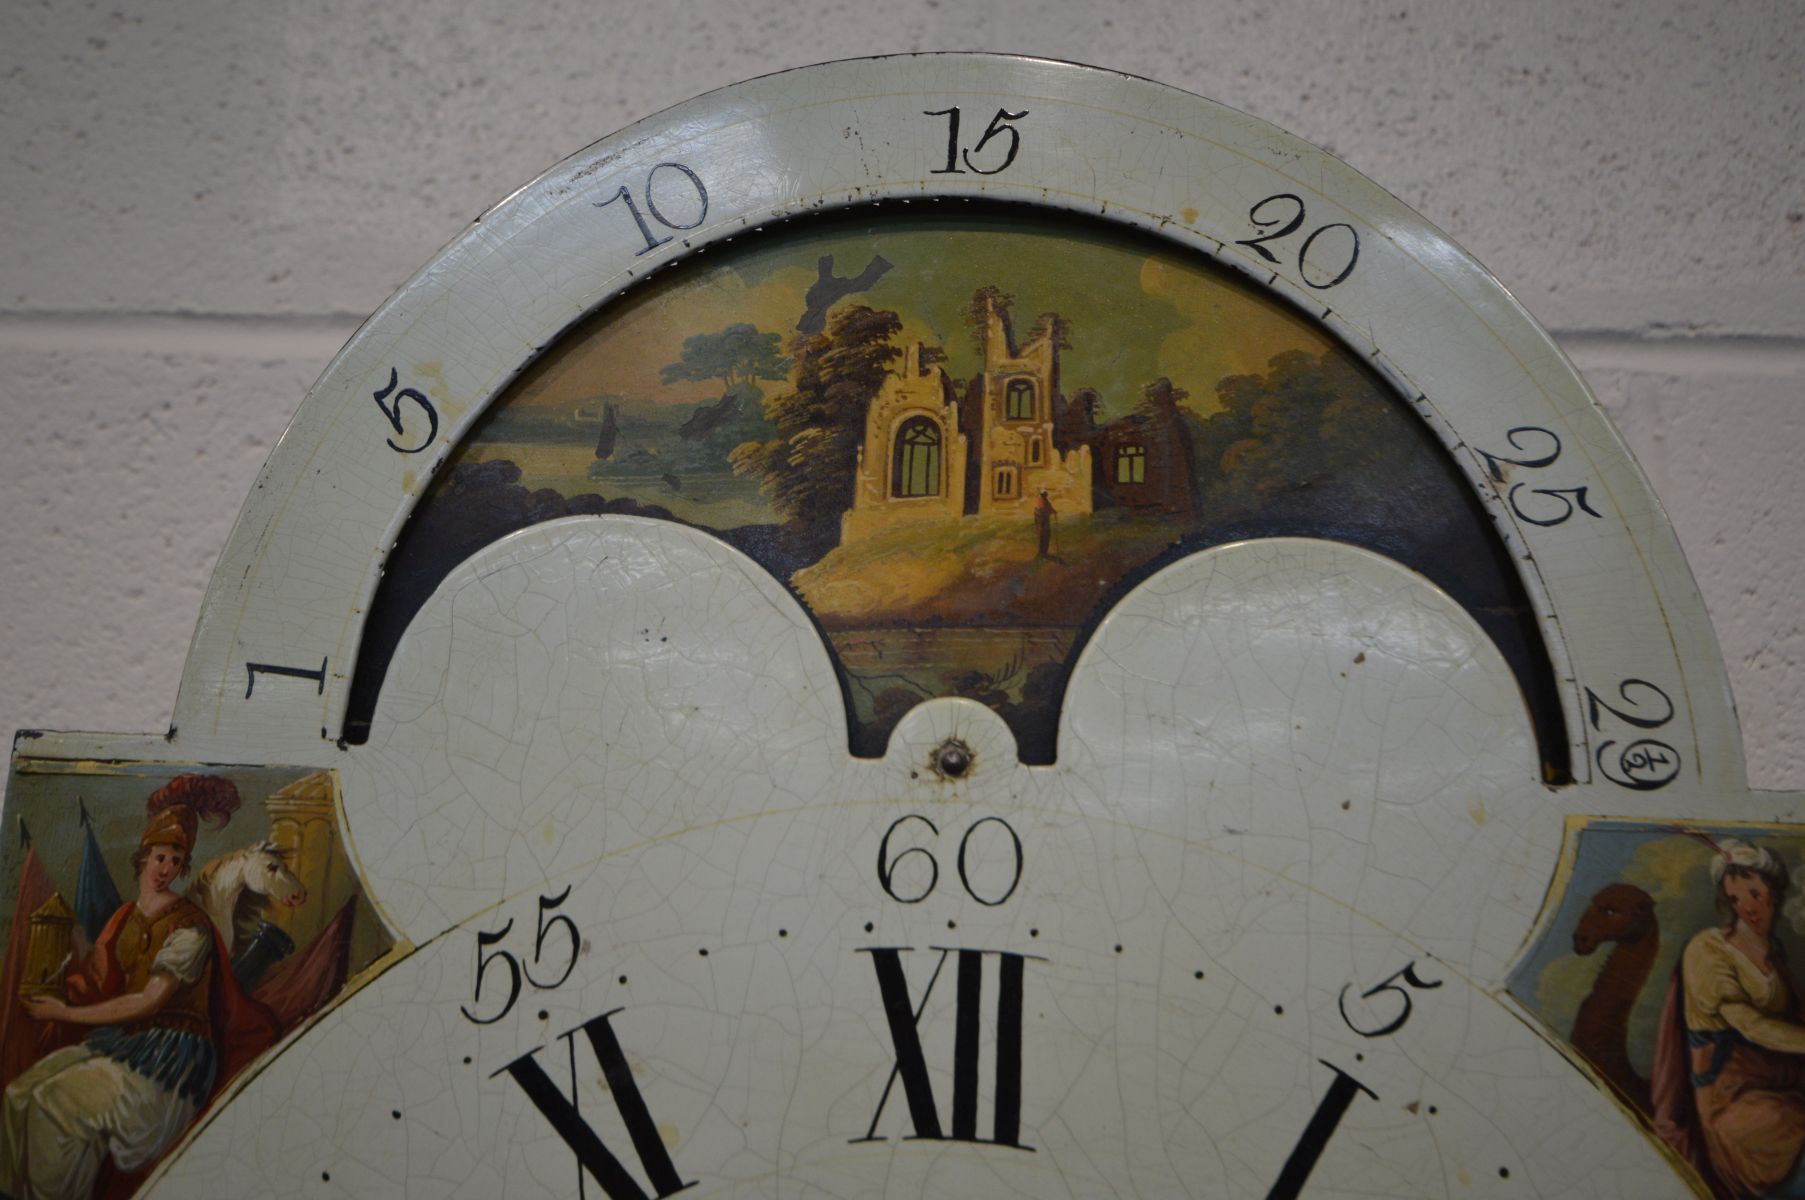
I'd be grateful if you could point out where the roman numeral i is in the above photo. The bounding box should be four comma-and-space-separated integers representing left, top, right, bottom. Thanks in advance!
1266, 1060, 1378, 1200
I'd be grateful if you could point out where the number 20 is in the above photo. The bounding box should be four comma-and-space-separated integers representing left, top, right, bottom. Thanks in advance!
1233, 193, 1360, 290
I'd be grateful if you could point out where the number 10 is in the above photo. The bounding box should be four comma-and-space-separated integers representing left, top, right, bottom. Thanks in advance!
596, 163, 709, 255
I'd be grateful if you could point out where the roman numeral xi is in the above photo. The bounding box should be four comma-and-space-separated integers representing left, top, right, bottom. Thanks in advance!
498, 1008, 695, 1200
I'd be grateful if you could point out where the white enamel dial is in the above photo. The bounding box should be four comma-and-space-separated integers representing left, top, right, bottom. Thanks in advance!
4, 54, 1795, 1200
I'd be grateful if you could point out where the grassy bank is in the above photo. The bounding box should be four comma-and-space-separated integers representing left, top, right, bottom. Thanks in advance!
794, 509, 1185, 627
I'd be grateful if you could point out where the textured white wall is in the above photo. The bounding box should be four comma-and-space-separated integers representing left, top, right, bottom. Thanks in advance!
1, 0, 1800, 786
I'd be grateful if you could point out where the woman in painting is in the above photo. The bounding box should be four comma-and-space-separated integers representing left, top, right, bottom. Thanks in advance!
1653, 837, 1805, 1198
0, 774, 276, 1200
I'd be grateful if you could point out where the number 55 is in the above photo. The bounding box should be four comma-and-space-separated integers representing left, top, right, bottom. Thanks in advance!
458, 886, 583, 1025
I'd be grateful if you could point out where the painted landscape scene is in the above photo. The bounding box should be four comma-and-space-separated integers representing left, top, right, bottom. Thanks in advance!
347, 204, 1562, 768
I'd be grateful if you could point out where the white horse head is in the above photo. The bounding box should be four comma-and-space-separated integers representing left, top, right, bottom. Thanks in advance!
189, 841, 308, 952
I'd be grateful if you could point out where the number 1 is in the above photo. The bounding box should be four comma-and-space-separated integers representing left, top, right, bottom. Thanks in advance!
925, 107, 963, 174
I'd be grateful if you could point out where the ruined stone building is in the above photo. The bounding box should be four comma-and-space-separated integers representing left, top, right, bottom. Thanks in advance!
841, 296, 1092, 543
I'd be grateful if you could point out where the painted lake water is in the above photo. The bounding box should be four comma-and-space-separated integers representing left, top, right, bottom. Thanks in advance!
828, 625, 1077, 741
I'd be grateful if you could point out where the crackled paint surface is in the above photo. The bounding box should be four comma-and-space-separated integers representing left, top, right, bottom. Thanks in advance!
152, 530, 1668, 1197
0, 55, 1796, 1199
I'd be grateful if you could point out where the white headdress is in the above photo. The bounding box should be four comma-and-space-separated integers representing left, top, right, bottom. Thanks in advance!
1710, 838, 1782, 888
1708, 837, 1805, 935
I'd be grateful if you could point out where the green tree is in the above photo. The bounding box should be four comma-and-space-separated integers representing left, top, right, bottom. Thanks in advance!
1192, 349, 1424, 511
730, 305, 902, 549
660, 323, 788, 393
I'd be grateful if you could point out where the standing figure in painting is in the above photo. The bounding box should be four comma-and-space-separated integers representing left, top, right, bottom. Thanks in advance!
0, 775, 277, 1200
1654, 838, 1805, 1198
1033, 490, 1056, 560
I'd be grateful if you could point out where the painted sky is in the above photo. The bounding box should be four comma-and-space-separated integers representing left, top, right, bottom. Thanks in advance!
501, 206, 1338, 420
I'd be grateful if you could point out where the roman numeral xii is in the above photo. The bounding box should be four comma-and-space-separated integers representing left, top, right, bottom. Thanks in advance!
854, 946, 1038, 1149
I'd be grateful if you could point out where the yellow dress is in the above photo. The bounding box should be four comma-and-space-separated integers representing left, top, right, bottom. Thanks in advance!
1682, 927, 1805, 1198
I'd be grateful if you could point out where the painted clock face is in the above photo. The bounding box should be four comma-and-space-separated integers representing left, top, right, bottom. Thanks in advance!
1, 54, 1797, 1200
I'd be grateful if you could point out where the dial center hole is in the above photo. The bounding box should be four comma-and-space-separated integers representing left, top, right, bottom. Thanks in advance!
933, 739, 974, 779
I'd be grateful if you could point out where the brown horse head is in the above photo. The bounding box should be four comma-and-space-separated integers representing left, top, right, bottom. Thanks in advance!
1573, 883, 1655, 955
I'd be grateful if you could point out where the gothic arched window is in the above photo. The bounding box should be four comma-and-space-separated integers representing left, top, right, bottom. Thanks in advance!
1005, 379, 1035, 421
892, 417, 942, 497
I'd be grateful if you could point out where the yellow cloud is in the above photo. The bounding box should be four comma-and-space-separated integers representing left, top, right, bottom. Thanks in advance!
1622, 835, 1712, 906
508, 260, 818, 410
1137, 253, 1338, 410
1534, 951, 1604, 1039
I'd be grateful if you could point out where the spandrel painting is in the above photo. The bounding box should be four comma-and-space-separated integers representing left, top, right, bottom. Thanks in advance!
345, 203, 1565, 771
0, 759, 394, 1199
1508, 819, 1805, 1199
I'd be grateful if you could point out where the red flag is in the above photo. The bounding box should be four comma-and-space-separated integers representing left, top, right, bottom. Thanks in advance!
253, 897, 357, 1030
0, 837, 56, 1091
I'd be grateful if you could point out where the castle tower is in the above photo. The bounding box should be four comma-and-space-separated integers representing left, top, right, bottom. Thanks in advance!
841, 342, 969, 543
974, 297, 1091, 520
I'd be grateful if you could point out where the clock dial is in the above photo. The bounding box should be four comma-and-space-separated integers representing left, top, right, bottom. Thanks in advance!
0, 53, 1792, 1200
145, 526, 1670, 1197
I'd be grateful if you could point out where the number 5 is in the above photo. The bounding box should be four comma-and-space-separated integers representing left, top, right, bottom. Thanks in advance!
371, 366, 439, 455
963, 108, 1027, 174
1506, 482, 1603, 527
459, 919, 522, 1025
1338, 961, 1442, 1038
525, 885, 580, 990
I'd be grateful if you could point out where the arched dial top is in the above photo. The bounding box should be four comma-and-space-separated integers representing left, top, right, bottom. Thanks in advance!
167, 52, 1738, 806
9, 52, 1791, 1200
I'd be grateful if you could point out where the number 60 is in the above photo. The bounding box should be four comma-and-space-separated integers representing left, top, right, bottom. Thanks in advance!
877, 814, 1024, 907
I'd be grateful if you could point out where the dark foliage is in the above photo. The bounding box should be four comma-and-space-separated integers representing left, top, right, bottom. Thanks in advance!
659, 323, 788, 391
730, 305, 903, 549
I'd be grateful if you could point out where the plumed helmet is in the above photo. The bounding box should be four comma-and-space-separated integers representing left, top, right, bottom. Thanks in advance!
139, 773, 241, 855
